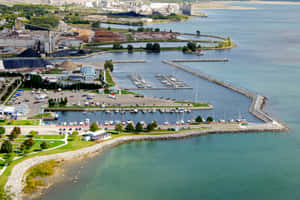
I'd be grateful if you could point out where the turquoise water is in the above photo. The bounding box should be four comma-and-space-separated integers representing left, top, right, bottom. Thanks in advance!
39, 3, 300, 200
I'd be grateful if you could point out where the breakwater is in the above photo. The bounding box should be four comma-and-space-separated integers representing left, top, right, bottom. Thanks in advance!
171, 59, 229, 62
162, 59, 288, 130
113, 60, 146, 63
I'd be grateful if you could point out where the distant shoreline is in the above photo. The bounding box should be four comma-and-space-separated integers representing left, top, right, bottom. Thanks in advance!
215, 1, 300, 5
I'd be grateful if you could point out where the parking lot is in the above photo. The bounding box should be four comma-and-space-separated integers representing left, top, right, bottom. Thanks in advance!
13, 89, 182, 117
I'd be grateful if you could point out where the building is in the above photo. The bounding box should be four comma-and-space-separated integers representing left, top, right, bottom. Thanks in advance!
80, 66, 97, 81
83, 129, 111, 141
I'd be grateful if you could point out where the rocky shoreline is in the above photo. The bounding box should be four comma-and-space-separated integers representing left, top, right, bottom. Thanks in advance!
6, 121, 287, 200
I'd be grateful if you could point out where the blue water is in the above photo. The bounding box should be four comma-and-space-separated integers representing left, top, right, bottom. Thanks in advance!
40, 3, 300, 200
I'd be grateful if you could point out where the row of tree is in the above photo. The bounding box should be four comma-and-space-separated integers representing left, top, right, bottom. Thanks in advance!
48, 97, 68, 107
23, 75, 103, 90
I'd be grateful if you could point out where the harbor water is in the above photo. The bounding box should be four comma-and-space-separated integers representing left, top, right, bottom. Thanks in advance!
39, 3, 300, 200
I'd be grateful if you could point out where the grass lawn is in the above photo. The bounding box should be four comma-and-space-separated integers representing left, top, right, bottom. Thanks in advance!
0, 120, 40, 126
175, 101, 210, 107
30, 113, 53, 119
105, 70, 115, 87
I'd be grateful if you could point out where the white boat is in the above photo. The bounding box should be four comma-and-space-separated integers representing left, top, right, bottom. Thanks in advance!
105, 110, 111, 114
109, 120, 114, 125
230, 119, 235, 123
140, 121, 145, 125
122, 121, 126, 125
55, 113, 59, 119
104, 121, 109, 125
85, 118, 90, 125
164, 121, 169, 125
115, 110, 119, 113
219, 119, 226, 123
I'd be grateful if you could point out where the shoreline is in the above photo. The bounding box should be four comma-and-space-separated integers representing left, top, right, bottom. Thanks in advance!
6, 121, 288, 199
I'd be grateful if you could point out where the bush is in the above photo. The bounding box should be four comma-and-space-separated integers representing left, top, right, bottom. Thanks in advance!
125, 123, 135, 132
90, 122, 99, 132
40, 142, 48, 149
1, 140, 12, 153
135, 122, 143, 132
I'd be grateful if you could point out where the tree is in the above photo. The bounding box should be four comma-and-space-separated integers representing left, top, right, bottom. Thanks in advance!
8, 127, 21, 141
115, 123, 123, 133
1, 140, 12, 153
104, 60, 114, 72
22, 138, 35, 150
127, 44, 133, 53
187, 42, 196, 52
206, 116, 214, 123
125, 123, 135, 132
90, 122, 99, 132
135, 122, 143, 132
152, 43, 160, 53
0, 127, 5, 137
112, 43, 123, 49
146, 123, 154, 132
196, 115, 203, 123
40, 141, 48, 149
92, 20, 101, 28
154, 28, 160, 32
152, 121, 158, 128
145, 43, 152, 51
196, 30, 200, 36
182, 46, 189, 53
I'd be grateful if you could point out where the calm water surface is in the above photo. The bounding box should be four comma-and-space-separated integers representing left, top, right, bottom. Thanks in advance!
40, 3, 300, 200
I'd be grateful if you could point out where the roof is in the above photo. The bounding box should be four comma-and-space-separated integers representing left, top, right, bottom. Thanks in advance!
17, 48, 40, 58
3, 58, 51, 69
